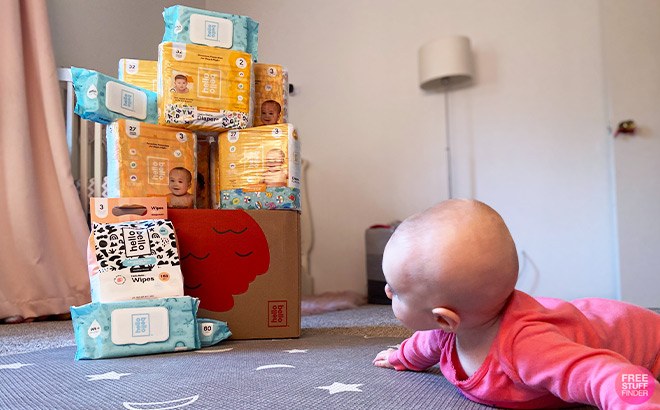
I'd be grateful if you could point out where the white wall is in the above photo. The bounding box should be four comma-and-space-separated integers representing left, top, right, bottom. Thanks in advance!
210, 0, 618, 300
47, 0, 629, 301
47, 0, 205, 76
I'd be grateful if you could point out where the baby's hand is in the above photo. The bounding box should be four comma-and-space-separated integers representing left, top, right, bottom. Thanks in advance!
373, 348, 397, 369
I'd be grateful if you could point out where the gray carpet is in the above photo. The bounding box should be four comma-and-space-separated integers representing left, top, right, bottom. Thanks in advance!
0, 306, 483, 410
0, 305, 603, 409
0, 334, 491, 410
0, 305, 411, 357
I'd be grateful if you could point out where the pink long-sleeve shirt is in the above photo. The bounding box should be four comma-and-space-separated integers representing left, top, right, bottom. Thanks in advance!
388, 290, 660, 409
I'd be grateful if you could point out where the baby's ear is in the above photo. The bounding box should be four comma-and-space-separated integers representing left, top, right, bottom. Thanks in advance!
431, 307, 460, 332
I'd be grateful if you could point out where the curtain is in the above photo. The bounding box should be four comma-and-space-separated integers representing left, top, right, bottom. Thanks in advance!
0, 0, 90, 322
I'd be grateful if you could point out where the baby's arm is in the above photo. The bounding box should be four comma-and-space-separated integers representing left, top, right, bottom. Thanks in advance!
372, 330, 444, 371
510, 329, 660, 409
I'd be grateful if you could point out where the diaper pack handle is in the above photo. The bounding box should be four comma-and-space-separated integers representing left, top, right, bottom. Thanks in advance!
111, 204, 148, 217
90, 197, 168, 224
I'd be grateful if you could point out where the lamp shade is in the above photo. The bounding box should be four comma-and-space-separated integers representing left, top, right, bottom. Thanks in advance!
418, 36, 474, 90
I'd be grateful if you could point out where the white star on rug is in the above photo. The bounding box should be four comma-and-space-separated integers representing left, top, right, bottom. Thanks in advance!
316, 382, 363, 395
0, 362, 33, 370
255, 364, 295, 371
86, 371, 131, 381
283, 349, 308, 353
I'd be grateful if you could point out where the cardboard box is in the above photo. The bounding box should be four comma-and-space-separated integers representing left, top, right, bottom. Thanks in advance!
168, 209, 300, 339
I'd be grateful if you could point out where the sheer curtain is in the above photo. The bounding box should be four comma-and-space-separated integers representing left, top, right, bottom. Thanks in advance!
0, 0, 90, 322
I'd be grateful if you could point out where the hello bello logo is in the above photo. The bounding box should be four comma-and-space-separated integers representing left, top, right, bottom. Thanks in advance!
615, 365, 655, 405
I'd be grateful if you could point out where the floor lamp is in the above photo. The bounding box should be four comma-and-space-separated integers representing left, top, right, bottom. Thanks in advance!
418, 35, 474, 199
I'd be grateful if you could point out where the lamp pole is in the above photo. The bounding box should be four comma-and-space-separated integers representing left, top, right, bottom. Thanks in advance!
442, 77, 453, 199
418, 35, 474, 200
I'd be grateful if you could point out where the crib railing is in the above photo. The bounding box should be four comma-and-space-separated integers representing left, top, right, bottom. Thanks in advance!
58, 68, 107, 218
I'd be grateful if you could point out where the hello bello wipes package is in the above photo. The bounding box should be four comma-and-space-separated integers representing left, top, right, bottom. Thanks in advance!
87, 197, 184, 303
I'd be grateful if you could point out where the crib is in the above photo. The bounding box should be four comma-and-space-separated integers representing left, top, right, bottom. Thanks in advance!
57, 67, 315, 295
58, 67, 107, 218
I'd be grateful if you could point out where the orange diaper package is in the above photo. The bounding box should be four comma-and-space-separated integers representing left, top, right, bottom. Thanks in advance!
118, 59, 158, 92
106, 119, 197, 209
158, 42, 253, 132
253, 63, 288, 126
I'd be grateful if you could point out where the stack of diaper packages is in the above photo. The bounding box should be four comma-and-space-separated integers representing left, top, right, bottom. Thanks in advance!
70, 197, 231, 359
70, 4, 302, 211
210, 61, 300, 210
157, 6, 299, 210
70, 5, 304, 340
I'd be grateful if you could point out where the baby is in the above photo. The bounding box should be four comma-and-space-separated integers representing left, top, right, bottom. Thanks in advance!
373, 199, 660, 409
167, 167, 194, 208
262, 148, 288, 187
172, 74, 189, 94
260, 100, 281, 125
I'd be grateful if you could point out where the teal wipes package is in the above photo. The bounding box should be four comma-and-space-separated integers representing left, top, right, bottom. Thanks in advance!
197, 318, 232, 347
70, 297, 200, 360
162, 5, 259, 61
71, 66, 158, 124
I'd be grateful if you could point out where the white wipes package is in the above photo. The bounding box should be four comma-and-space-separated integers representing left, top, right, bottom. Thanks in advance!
87, 218, 184, 302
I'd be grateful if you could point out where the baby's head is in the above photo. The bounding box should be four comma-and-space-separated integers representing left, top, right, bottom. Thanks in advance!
382, 199, 518, 332
260, 100, 281, 125
168, 167, 192, 196
265, 148, 285, 170
174, 74, 188, 93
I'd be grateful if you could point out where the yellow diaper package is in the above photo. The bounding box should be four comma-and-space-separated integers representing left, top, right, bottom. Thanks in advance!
107, 119, 197, 208
213, 124, 301, 210
158, 42, 253, 132
254, 63, 289, 126
118, 59, 158, 92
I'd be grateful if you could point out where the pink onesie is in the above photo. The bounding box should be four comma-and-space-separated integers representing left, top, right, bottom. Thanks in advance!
388, 290, 660, 409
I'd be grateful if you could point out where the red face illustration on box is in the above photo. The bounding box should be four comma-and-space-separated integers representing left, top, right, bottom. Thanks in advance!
169, 210, 270, 312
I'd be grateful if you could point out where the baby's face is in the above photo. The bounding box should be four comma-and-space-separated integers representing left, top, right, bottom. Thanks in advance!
265, 151, 284, 171
260, 103, 280, 125
175, 78, 188, 92
169, 171, 191, 196
382, 240, 444, 331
